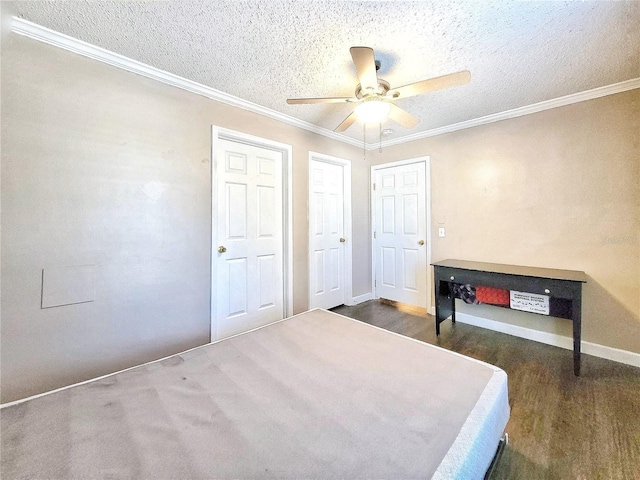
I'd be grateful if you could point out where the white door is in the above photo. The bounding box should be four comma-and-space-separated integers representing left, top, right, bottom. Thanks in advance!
373, 161, 428, 307
309, 159, 347, 309
213, 138, 284, 339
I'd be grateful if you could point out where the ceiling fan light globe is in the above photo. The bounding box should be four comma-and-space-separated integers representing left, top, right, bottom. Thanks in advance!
354, 99, 391, 123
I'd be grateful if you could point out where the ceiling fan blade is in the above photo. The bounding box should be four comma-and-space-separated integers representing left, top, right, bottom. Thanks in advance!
287, 97, 354, 104
350, 46, 378, 92
387, 103, 420, 129
389, 70, 471, 99
334, 111, 358, 132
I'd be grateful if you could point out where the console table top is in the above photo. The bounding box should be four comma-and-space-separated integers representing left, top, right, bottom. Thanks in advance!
432, 259, 587, 283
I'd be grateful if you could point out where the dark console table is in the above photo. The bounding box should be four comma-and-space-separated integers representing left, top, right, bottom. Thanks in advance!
432, 259, 587, 376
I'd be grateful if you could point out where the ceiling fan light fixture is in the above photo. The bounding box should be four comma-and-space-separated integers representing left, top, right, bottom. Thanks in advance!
354, 98, 391, 123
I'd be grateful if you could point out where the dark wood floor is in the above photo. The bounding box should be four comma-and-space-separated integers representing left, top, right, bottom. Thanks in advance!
331, 300, 640, 480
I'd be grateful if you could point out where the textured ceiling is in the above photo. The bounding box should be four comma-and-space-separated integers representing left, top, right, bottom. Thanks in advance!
10, 0, 640, 144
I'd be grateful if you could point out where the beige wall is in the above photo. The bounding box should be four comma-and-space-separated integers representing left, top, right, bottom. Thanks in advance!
0, 25, 371, 402
369, 89, 640, 354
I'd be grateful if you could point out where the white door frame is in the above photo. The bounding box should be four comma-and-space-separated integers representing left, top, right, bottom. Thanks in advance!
308, 151, 353, 308
371, 156, 432, 310
211, 126, 293, 341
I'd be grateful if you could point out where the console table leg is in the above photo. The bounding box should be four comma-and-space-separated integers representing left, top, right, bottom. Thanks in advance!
573, 327, 581, 376
434, 279, 457, 336
573, 290, 582, 376
449, 282, 455, 324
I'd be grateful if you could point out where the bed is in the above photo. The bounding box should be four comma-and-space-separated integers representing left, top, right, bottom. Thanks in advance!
1, 309, 510, 479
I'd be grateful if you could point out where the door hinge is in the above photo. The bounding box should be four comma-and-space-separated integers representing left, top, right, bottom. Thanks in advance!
373, 231, 376, 239
375, 279, 377, 287
373, 183, 376, 190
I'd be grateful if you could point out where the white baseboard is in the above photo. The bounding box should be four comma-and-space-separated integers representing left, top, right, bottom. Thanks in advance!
352, 293, 373, 305
453, 312, 640, 368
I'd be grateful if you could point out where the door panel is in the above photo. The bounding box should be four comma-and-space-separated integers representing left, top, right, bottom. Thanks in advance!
257, 254, 275, 309
330, 248, 340, 289
403, 248, 419, 290
227, 183, 247, 239
227, 258, 247, 317
257, 186, 275, 237
374, 162, 427, 307
403, 194, 418, 234
214, 139, 284, 339
382, 196, 395, 233
381, 247, 396, 287
314, 193, 324, 235
314, 250, 325, 294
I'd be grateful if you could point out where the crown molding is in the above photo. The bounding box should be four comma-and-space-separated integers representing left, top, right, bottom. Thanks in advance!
10, 17, 363, 149
11, 17, 639, 152
377, 77, 640, 149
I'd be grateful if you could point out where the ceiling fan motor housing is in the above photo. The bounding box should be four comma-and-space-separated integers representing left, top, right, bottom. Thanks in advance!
355, 79, 391, 99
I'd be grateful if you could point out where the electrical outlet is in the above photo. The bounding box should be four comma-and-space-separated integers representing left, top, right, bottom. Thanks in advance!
438, 227, 446, 238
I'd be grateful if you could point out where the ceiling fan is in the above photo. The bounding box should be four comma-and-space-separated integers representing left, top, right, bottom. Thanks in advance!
287, 46, 471, 132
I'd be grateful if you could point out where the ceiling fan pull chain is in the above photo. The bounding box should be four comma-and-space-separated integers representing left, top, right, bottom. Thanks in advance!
363, 123, 366, 161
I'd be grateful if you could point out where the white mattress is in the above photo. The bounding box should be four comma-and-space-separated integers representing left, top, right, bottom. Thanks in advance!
1, 309, 510, 479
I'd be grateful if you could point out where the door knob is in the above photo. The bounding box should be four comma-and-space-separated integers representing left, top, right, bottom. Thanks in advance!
218, 245, 227, 254
418, 240, 425, 245
339, 237, 346, 243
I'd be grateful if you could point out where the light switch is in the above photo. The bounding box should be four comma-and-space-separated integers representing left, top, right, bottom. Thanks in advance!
438, 227, 446, 238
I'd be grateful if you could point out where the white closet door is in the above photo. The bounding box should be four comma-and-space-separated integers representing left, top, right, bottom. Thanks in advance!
309, 159, 346, 309
214, 139, 284, 339
374, 162, 427, 307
